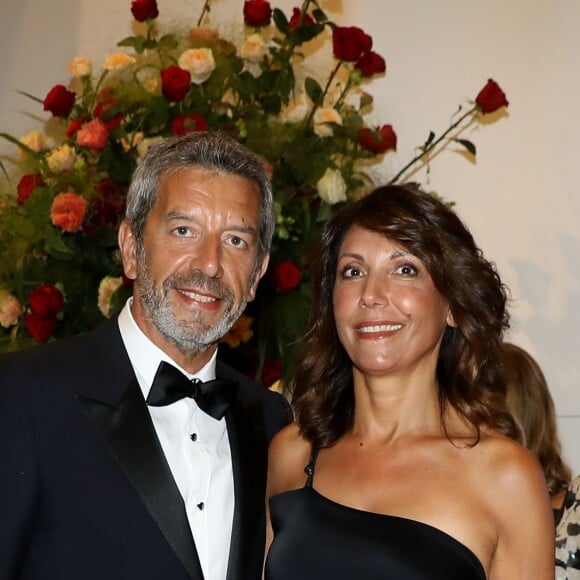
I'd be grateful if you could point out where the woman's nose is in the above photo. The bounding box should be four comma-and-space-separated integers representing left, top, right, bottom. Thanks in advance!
358, 275, 389, 309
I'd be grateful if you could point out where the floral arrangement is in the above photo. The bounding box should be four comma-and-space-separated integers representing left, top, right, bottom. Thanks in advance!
0, 0, 508, 384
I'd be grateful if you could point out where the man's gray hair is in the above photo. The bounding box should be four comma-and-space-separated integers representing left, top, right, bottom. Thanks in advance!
125, 131, 275, 265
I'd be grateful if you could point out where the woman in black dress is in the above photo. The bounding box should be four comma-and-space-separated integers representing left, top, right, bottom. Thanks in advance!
265, 184, 554, 580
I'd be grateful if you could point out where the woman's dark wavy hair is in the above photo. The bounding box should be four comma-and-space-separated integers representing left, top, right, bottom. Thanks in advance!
291, 183, 518, 448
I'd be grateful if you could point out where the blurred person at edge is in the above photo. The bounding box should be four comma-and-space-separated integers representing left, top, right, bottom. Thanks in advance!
502, 342, 580, 579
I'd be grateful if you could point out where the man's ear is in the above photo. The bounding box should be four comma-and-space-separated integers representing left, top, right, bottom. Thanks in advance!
247, 253, 270, 302
118, 219, 138, 281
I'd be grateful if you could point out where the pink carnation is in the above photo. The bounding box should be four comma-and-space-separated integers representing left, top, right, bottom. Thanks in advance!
77, 118, 109, 150
50, 193, 88, 233
0, 291, 23, 328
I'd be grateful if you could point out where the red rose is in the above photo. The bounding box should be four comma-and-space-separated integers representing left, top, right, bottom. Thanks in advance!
93, 98, 123, 131
50, 192, 88, 233
93, 178, 127, 227
25, 313, 58, 343
289, 7, 314, 29
131, 0, 159, 22
77, 119, 109, 150
28, 284, 64, 317
43, 84, 76, 118
356, 51, 386, 77
332, 26, 372, 62
358, 125, 397, 154
475, 79, 509, 114
171, 114, 209, 135
260, 358, 283, 386
161, 66, 191, 102
271, 260, 301, 294
17, 173, 44, 204
243, 0, 272, 27
66, 117, 85, 138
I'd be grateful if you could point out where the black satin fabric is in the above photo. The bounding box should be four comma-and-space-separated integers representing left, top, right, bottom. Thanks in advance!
265, 486, 486, 580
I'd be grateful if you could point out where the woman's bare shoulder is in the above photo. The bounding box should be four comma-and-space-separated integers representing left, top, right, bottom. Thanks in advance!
267, 422, 312, 496
474, 430, 550, 514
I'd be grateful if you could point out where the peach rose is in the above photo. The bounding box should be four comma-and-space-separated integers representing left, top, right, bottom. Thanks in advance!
220, 315, 254, 348
97, 276, 123, 317
50, 192, 88, 233
104, 53, 136, 71
77, 119, 109, 150
177, 48, 216, 84
68, 56, 92, 78
0, 291, 23, 328
313, 107, 342, 137
241, 34, 267, 63
46, 144, 76, 172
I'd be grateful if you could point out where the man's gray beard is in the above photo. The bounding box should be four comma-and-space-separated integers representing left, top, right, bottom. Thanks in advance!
136, 259, 249, 356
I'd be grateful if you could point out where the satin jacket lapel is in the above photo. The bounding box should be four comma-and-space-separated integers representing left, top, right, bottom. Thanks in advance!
225, 394, 268, 580
76, 378, 204, 580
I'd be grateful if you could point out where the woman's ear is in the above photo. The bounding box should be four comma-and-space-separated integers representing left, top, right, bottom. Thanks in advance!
446, 309, 457, 328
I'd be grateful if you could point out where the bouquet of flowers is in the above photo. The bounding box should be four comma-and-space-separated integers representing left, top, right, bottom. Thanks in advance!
0, 0, 508, 385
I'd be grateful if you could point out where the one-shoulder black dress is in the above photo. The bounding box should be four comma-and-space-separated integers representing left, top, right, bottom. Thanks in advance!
265, 450, 486, 580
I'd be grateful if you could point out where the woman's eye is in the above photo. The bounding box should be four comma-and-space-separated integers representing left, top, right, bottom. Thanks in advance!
395, 263, 418, 276
341, 265, 363, 278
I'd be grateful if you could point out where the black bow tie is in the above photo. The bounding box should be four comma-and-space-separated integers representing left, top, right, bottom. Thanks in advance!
146, 361, 233, 420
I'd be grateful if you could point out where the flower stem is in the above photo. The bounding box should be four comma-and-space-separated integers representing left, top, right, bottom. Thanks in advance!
303, 59, 343, 129
197, 0, 212, 27
388, 105, 478, 185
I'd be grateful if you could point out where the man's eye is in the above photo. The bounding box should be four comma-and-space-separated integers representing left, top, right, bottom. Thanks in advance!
228, 235, 247, 248
174, 226, 190, 236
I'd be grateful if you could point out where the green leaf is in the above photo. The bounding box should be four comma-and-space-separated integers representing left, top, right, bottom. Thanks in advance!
304, 77, 322, 105
272, 8, 290, 34
454, 138, 476, 156
312, 8, 328, 23
16, 91, 43, 104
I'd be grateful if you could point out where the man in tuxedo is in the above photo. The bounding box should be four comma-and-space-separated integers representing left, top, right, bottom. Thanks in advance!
0, 131, 291, 579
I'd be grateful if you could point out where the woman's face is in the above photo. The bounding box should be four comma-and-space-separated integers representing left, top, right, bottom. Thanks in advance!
332, 225, 453, 377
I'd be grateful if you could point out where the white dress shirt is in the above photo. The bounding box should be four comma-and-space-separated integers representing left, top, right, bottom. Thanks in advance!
118, 299, 234, 580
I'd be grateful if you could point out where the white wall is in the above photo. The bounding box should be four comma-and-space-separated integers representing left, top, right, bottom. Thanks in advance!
1, 0, 578, 472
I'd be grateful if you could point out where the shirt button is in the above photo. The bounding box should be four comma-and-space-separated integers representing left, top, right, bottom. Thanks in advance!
197, 502, 205, 511
190, 433, 198, 442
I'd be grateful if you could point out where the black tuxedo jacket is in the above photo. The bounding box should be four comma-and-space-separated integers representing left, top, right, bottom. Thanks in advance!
0, 318, 291, 580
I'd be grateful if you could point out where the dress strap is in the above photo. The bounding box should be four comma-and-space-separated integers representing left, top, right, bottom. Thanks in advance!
303, 448, 319, 487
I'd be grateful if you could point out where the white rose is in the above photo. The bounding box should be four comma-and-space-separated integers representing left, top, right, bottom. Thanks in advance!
313, 107, 342, 137
46, 144, 76, 172
317, 168, 347, 205
18, 130, 47, 156
104, 53, 136, 71
136, 67, 161, 95
281, 94, 309, 124
98, 276, 123, 317
241, 34, 267, 63
68, 56, 92, 78
178, 48, 216, 85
